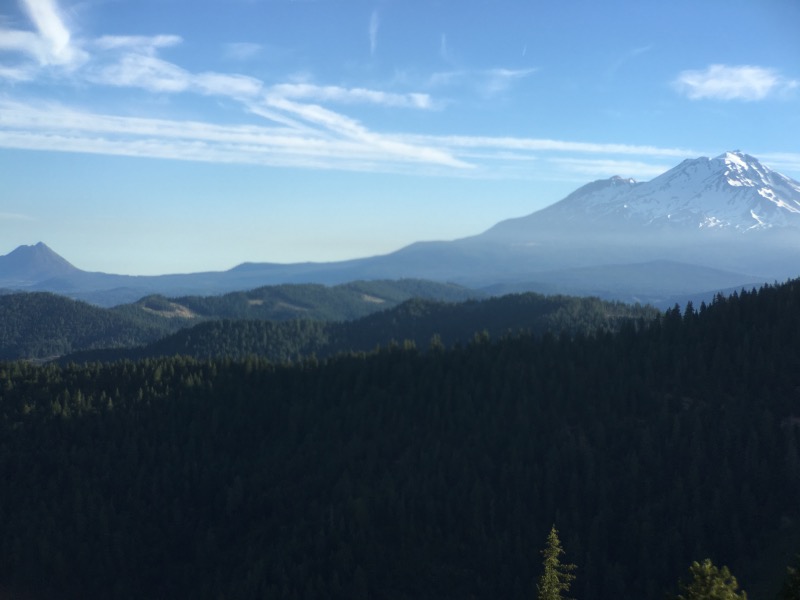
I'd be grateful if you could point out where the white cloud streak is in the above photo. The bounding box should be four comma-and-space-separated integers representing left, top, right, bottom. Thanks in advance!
0, 29, 47, 61
1, 0, 455, 172
196, 72, 263, 98
439, 33, 450, 63
20, 0, 70, 58
484, 67, 538, 94
91, 53, 191, 92
0, 99, 470, 171
369, 10, 378, 56
4, 0, 86, 67
0, 97, 707, 180
429, 67, 538, 96
674, 64, 787, 101
402, 134, 698, 158
94, 35, 182, 51
269, 83, 433, 109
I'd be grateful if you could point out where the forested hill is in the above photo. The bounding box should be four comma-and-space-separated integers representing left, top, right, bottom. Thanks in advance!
2, 280, 800, 599
117, 279, 479, 322
64, 293, 659, 363
0, 280, 478, 360
0, 292, 174, 360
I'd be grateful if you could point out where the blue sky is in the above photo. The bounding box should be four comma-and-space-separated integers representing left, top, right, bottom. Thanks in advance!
1, 0, 799, 275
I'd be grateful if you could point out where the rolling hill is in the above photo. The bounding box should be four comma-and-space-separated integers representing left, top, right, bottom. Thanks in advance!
0, 280, 478, 360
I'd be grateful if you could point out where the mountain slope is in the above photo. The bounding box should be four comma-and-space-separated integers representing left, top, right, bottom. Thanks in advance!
0, 242, 79, 286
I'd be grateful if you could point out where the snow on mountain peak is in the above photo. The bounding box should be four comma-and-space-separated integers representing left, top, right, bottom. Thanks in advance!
482, 151, 800, 241
712, 150, 772, 188
719, 150, 750, 169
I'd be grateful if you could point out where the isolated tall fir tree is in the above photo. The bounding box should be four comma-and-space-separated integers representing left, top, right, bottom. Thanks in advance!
537, 525, 576, 600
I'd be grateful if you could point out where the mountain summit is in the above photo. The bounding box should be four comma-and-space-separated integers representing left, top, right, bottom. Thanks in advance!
483, 151, 800, 242
0, 242, 79, 286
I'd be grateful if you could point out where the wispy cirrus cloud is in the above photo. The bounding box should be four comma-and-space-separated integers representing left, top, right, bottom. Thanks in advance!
674, 64, 796, 101
0, 94, 705, 180
0, 64, 35, 81
430, 67, 538, 96
402, 135, 697, 158
1, 0, 459, 172
0, 0, 86, 67
196, 72, 263, 98
0, 0, 752, 184
94, 35, 182, 51
395, 134, 699, 179
89, 34, 263, 98
369, 10, 379, 56
439, 33, 451, 63
90, 53, 191, 92
0, 99, 469, 171
484, 67, 538, 95
269, 83, 434, 109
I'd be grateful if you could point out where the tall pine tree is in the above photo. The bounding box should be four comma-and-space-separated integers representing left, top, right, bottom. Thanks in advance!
537, 525, 576, 600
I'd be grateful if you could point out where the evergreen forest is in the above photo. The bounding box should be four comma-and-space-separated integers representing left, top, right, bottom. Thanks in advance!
64, 293, 657, 364
1, 281, 800, 599
0, 279, 477, 361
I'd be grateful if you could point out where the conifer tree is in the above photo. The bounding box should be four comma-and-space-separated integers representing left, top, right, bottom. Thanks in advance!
675, 559, 746, 600
537, 525, 576, 600
780, 556, 800, 600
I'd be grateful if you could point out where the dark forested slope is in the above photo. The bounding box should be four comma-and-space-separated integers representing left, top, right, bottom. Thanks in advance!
1, 281, 799, 599
0, 292, 173, 360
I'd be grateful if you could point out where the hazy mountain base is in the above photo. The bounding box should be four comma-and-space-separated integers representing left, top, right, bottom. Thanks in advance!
478, 259, 767, 309
1, 280, 799, 599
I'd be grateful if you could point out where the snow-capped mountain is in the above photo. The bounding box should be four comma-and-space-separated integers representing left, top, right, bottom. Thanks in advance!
3, 151, 800, 306
482, 151, 800, 241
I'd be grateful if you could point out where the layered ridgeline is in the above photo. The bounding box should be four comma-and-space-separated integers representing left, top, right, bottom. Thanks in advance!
0, 280, 477, 360
65, 293, 657, 364
3, 152, 799, 305
2, 280, 799, 600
